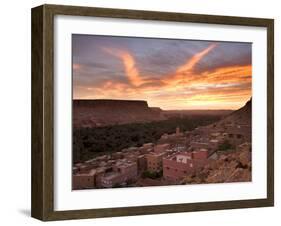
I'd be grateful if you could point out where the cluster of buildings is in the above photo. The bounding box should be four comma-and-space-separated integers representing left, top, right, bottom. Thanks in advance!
73, 143, 153, 189
73, 121, 251, 189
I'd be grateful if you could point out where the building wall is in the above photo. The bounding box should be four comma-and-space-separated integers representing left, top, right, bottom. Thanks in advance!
101, 163, 138, 188
163, 158, 194, 181
77, 164, 94, 173
72, 174, 95, 189
146, 154, 163, 172
190, 141, 209, 150
227, 133, 245, 146
225, 125, 251, 146
209, 140, 219, 151
193, 149, 208, 159
137, 155, 147, 173
95, 171, 106, 188
154, 144, 170, 153
163, 157, 208, 182
101, 173, 125, 188
176, 153, 192, 163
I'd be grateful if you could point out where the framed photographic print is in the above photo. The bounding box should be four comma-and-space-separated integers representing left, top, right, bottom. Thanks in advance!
31, 4, 274, 221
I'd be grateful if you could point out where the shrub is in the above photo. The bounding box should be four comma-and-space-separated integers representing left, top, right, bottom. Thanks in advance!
142, 170, 163, 179
218, 140, 233, 151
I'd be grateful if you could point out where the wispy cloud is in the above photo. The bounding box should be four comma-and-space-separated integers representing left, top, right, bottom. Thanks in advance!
103, 47, 144, 87
73, 36, 251, 110
175, 44, 216, 77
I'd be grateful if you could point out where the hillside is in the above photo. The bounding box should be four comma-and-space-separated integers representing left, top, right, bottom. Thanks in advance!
219, 98, 252, 126
182, 98, 252, 185
182, 145, 251, 184
73, 99, 166, 128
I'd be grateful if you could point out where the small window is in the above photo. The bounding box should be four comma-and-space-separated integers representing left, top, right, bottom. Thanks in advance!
237, 134, 242, 139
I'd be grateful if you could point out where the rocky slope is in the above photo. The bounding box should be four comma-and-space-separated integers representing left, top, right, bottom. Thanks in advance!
182, 146, 251, 184
181, 98, 252, 185
219, 98, 252, 126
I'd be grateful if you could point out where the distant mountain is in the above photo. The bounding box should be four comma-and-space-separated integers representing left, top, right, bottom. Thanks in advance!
163, 109, 233, 119
73, 98, 251, 129
73, 99, 166, 128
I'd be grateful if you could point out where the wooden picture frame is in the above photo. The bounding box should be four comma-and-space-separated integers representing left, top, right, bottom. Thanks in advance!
31, 4, 274, 221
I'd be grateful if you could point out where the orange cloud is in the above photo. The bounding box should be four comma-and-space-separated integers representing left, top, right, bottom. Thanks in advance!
76, 44, 251, 110
73, 63, 81, 71
176, 44, 216, 74
185, 65, 252, 86
103, 48, 144, 87
164, 44, 216, 85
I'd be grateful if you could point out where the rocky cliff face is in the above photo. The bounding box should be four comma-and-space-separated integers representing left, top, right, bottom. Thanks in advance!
73, 99, 166, 128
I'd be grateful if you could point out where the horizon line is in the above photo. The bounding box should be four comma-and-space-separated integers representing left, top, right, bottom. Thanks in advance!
72, 98, 249, 111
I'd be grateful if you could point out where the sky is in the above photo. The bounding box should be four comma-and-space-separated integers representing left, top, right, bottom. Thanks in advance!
72, 34, 252, 110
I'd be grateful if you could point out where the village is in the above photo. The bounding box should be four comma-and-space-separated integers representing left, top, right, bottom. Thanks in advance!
72, 119, 251, 189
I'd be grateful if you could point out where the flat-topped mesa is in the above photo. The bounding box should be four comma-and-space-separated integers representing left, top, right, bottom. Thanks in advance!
73, 99, 166, 128
74, 99, 149, 110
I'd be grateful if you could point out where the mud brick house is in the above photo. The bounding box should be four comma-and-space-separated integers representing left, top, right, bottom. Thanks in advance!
72, 166, 79, 174
159, 127, 184, 142
74, 163, 94, 174
72, 169, 97, 189
143, 143, 154, 149
224, 124, 251, 145
154, 143, 171, 153
209, 139, 220, 150
163, 149, 209, 182
94, 167, 107, 188
100, 161, 137, 188
137, 155, 147, 173
111, 152, 123, 160
146, 152, 166, 173
189, 141, 209, 151
193, 148, 209, 159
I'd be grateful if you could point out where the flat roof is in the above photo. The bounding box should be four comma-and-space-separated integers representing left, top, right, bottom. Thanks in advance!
74, 169, 96, 176
102, 172, 120, 180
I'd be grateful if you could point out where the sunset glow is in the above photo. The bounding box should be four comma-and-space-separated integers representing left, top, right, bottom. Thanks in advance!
72, 35, 252, 110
